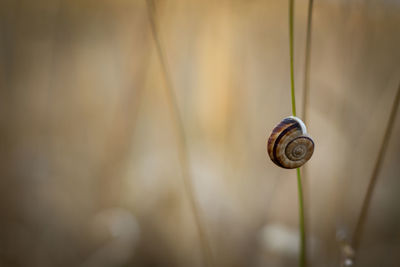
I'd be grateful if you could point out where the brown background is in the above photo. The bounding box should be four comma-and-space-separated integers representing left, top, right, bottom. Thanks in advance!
0, 0, 400, 266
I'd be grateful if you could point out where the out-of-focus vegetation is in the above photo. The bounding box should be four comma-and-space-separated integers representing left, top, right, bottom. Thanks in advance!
0, 0, 400, 266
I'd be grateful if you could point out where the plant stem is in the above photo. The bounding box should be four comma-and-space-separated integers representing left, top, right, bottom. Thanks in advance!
145, 1, 214, 267
297, 168, 306, 267
289, 0, 296, 117
352, 82, 400, 253
300, 2, 314, 265
302, 0, 314, 123
289, 1, 306, 266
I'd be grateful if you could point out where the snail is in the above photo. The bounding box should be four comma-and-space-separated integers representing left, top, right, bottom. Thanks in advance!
267, 116, 314, 169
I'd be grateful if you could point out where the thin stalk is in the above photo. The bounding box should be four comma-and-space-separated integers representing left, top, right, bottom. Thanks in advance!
302, 0, 314, 123
289, 0, 296, 117
289, 1, 306, 266
300, 2, 314, 266
145, 1, 214, 267
352, 82, 400, 253
297, 168, 306, 267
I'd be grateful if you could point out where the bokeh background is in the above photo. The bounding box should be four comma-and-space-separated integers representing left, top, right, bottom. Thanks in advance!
1, 0, 400, 266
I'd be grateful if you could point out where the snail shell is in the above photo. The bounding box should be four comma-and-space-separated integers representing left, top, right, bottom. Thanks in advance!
267, 116, 314, 169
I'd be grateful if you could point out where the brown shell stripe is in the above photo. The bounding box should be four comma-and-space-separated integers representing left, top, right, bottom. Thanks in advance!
270, 119, 301, 168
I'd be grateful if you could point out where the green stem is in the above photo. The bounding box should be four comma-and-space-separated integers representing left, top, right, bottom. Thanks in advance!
289, 0, 296, 117
297, 168, 306, 267
289, 1, 306, 266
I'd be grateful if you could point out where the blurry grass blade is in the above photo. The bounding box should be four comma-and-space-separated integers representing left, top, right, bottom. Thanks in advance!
352, 82, 400, 253
302, 0, 314, 123
300, 1, 314, 264
145, 1, 215, 267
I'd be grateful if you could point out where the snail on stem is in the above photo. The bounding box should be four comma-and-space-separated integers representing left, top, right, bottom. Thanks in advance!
267, 116, 314, 169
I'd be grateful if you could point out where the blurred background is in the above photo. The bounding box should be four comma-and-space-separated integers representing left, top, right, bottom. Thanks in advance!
1, 0, 400, 266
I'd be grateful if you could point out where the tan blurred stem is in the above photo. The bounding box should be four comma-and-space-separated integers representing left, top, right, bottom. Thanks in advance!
145, 1, 214, 267
351, 82, 400, 254
302, 0, 314, 123
300, 1, 314, 266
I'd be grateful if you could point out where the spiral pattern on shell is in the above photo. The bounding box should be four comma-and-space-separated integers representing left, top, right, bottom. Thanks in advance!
267, 116, 314, 169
